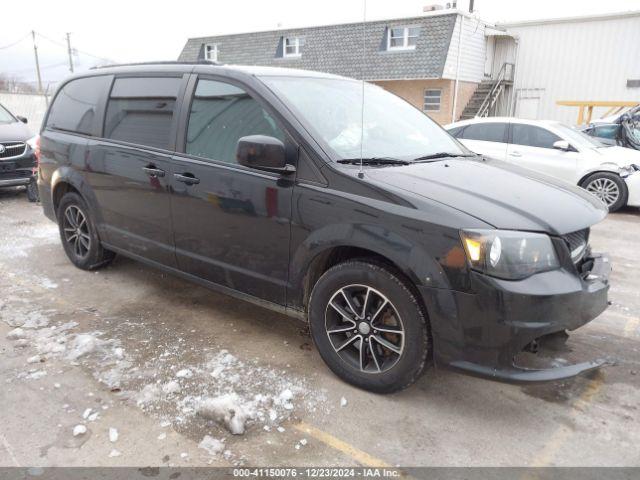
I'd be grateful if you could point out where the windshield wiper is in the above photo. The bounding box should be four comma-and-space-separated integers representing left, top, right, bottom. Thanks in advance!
337, 157, 411, 166
413, 152, 476, 162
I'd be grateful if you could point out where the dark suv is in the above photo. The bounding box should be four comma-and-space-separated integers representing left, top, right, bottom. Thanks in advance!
0, 102, 37, 199
38, 63, 611, 392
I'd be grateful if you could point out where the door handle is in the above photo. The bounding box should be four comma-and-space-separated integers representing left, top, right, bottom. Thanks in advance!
174, 173, 200, 185
142, 166, 165, 178
509, 151, 522, 157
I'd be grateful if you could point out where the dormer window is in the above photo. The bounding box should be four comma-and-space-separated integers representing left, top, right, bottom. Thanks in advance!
387, 26, 420, 50
284, 37, 304, 57
204, 43, 219, 62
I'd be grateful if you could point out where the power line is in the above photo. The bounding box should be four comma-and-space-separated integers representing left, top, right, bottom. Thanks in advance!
35, 31, 114, 63
0, 33, 30, 50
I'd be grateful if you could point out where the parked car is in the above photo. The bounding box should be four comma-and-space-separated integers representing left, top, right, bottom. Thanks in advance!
38, 64, 611, 392
582, 105, 640, 151
0, 103, 38, 200
445, 117, 640, 212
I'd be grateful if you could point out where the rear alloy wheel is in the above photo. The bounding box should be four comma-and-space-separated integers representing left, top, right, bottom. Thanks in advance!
582, 172, 628, 212
62, 205, 91, 259
309, 260, 430, 393
57, 192, 115, 270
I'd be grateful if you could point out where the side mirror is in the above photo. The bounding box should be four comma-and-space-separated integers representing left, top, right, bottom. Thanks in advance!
553, 140, 572, 151
236, 135, 295, 174
16, 116, 28, 124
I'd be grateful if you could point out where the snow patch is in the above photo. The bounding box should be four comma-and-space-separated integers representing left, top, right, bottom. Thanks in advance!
176, 369, 193, 378
196, 394, 251, 435
198, 435, 225, 455
162, 380, 181, 395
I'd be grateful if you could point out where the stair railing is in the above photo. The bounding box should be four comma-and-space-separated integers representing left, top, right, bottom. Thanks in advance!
476, 62, 514, 118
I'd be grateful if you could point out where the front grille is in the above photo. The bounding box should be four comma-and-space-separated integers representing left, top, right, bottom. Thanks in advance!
562, 228, 590, 263
0, 142, 27, 160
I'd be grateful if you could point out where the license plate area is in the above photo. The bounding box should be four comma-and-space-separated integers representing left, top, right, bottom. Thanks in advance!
0, 162, 16, 173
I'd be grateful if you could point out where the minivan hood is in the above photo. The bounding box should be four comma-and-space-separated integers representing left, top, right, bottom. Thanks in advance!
0, 121, 32, 143
366, 157, 607, 235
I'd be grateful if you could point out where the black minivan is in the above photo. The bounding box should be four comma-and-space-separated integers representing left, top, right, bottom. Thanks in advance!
38, 62, 611, 392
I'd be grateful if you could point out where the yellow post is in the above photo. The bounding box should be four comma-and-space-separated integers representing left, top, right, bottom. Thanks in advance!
557, 101, 638, 125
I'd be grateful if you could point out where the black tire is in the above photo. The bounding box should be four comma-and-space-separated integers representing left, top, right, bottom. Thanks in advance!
26, 177, 39, 203
581, 172, 628, 212
57, 192, 115, 270
308, 260, 430, 393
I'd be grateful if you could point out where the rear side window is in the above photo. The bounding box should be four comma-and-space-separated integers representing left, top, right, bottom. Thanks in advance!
104, 77, 182, 150
186, 79, 284, 164
460, 123, 507, 143
511, 124, 561, 149
47, 76, 110, 135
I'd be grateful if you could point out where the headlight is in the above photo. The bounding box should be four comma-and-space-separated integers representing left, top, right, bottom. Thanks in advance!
619, 164, 639, 178
460, 229, 560, 280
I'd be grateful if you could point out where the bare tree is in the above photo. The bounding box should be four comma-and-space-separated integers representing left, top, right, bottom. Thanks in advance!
0, 74, 38, 93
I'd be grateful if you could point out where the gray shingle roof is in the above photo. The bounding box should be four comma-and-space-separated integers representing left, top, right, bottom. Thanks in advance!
178, 13, 457, 80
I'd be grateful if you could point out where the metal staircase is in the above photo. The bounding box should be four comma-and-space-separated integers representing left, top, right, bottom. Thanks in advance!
460, 62, 514, 120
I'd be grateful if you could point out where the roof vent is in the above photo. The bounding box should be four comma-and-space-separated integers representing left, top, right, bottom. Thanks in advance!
423, 4, 444, 12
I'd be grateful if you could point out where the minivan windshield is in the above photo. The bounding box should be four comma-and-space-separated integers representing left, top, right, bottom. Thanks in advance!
0, 104, 16, 124
261, 76, 467, 161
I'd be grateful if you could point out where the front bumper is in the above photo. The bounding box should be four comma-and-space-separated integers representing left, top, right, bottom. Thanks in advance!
421, 254, 611, 383
624, 171, 640, 207
0, 148, 36, 188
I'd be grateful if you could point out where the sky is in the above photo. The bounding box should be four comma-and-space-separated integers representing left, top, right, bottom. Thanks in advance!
1, 0, 639, 88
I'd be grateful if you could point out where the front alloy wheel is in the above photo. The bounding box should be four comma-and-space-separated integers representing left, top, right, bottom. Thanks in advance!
309, 260, 430, 393
586, 177, 620, 207
581, 172, 628, 212
326, 285, 404, 373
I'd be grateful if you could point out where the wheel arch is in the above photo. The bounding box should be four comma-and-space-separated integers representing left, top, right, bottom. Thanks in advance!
578, 168, 624, 187
289, 225, 449, 315
51, 167, 105, 226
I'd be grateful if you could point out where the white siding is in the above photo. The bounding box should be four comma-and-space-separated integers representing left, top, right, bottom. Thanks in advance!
442, 15, 487, 83
504, 13, 640, 125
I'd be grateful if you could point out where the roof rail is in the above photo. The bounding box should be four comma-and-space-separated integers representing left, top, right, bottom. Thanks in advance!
90, 60, 221, 70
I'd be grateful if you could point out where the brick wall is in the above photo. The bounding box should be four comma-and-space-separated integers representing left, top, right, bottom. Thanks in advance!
372, 79, 478, 125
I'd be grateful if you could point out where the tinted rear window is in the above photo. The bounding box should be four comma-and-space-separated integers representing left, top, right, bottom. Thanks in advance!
460, 123, 507, 143
46, 76, 111, 135
104, 76, 182, 150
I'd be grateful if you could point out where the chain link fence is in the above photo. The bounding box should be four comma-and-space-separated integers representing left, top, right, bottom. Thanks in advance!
0, 90, 51, 134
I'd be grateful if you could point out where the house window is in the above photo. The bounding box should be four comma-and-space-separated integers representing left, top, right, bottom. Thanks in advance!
284, 37, 304, 57
387, 26, 420, 50
204, 43, 218, 62
423, 89, 441, 112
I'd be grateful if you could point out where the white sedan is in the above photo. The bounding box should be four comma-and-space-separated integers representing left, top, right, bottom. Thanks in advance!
445, 117, 640, 212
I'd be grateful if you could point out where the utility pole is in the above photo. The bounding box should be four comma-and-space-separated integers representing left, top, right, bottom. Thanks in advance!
31, 30, 43, 94
66, 32, 74, 73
